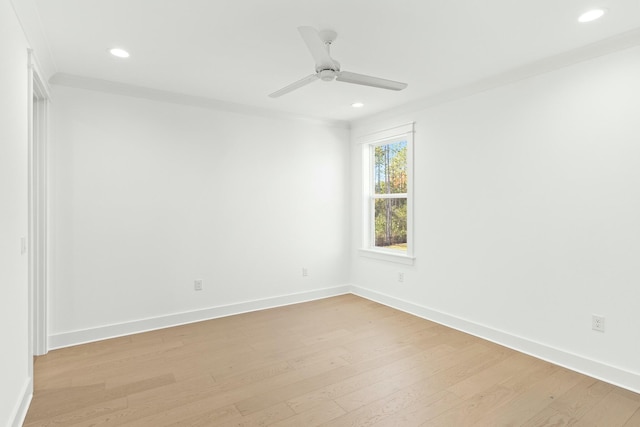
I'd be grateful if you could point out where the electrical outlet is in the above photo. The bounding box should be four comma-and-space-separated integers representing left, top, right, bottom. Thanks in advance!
592, 315, 605, 332
194, 280, 203, 291
398, 272, 404, 283
302, 268, 308, 277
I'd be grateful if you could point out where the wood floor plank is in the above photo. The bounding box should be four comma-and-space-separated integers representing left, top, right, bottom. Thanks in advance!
269, 401, 346, 427
623, 408, 640, 427
469, 366, 584, 427
573, 388, 640, 427
520, 406, 573, 427
426, 384, 517, 427
232, 357, 356, 415
213, 402, 295, 427
446, 352, 540, 400
126, 401, 240, 427
23, 397, 128, 427
25, 374, 176, 424
370, 390, 462, 426
549, 376, 614, 419
75, 376, 223, 426
333, 343, 494, 413
25, 295, 640, 427
286, 344, 453, 414
322, 376, 460, 426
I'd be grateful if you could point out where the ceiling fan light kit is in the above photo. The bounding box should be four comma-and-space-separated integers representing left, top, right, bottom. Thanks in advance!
269, 26, 408, 98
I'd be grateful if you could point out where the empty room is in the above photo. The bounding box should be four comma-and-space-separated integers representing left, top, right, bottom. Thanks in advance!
2, 0, 640, 425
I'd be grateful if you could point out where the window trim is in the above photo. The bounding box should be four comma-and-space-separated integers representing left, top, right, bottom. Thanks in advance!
359, 123, 415, 264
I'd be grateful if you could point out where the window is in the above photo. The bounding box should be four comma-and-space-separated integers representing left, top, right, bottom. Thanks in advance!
360, 123, 414, 264
373, 140, 408, 249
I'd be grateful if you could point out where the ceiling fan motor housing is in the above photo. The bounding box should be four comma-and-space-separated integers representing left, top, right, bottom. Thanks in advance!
319, 69, 337, 81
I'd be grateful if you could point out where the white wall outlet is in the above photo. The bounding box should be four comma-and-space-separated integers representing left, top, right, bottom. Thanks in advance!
302, 267, 308, 277
194, 280, 203, 291
398, 272, 404, 283
592, 315, 605, 332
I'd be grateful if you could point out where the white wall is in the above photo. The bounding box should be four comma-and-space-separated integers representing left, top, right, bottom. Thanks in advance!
0, 0, 32, 425
351, 46, 640, 391
49, 85, 351, 344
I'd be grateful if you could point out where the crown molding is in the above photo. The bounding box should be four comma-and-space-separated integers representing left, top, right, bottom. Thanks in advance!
49, 73, 350, 129
354, 27, 640, 128
10, 0, 57, 80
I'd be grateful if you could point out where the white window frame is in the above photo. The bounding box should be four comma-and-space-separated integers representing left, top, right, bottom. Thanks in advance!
359, 123, 415, 265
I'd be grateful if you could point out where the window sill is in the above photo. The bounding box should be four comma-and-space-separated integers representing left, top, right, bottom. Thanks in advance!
358, 248, 415, 265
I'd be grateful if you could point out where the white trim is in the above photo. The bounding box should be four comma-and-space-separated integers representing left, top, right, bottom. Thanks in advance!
45, 287, 640, 395
358, 248, 415, 265
361, 123, 415, 261
49, 286, 351, 349
9, 377, 32, 427
372, 193, 407, 199
28, 51, 51, 98
350, 285, 640, 394
357, 122, 415, 145
49, 73, 350, 130
9, 0, 57, 80
352, 28, 640, 129
28, 49, 49, 356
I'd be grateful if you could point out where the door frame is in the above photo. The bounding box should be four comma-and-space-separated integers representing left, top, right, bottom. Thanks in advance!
28, 49, 50, 358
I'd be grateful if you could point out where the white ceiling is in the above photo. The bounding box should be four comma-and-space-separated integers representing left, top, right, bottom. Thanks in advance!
23, 0, 640, 122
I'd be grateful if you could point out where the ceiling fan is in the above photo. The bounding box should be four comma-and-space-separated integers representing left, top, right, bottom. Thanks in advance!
269, 26, 408, 98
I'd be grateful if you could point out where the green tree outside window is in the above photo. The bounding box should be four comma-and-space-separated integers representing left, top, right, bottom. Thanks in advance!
373, 141, 407, 250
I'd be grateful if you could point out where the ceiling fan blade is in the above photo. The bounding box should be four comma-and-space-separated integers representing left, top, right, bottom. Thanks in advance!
297, 26, 336, 69
269, 74, 319, 98
336, 71, 408, 91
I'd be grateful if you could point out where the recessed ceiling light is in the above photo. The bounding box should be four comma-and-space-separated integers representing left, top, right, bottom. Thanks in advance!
578, 9, 606, 23
352, 102, 364, 108
109, 48, 130, 58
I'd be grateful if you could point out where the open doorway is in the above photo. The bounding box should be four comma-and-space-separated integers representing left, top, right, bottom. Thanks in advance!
28, 50, 49, 358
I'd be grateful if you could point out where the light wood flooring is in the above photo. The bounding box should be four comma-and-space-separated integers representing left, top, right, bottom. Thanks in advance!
25, 294, 640, 426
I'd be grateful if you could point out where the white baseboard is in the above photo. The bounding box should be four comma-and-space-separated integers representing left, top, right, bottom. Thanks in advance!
48, 285, 351, 350
11, 377, 32, 427
46, 284, 640, 395
350, 285, 640, 394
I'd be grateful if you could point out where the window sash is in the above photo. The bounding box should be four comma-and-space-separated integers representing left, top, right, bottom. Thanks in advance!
359, 122, 414, 263
371, 193, 407, 199
369, 139, 408, 252
369, 196, 408, 252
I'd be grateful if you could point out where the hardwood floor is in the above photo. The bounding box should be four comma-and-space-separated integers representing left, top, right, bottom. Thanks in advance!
24, 294, 640, 426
